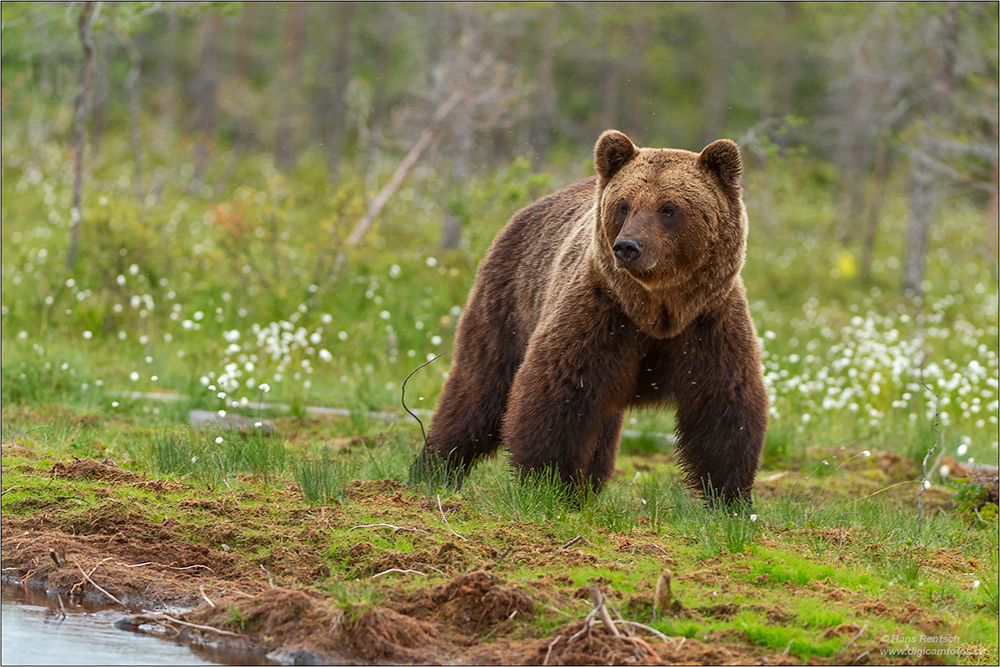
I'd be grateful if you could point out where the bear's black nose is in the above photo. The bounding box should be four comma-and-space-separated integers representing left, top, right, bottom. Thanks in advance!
613, 238, 643, 264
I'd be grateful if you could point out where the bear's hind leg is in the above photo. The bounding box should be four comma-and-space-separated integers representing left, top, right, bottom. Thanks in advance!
412, 310, 523, 488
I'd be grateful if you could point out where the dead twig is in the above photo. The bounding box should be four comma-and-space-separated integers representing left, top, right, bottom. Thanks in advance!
411, 562, 445, 574
346, 57, 492, 246
131, 612, 243, 637
558, 535, 589, 550
371, 568, 428, 578
215, 453, 240, 507
611, 619, 672, 643
588, 586, 620, 637
543, 635, 562, 665
482, 610, 517, 640
917, 382, 940, 534
437, 493, 466, 541
350, 523, 431, 535
115, 561, 214, 573
260, 564, 274, 589
15, 425, 52, 439
199, 585, 216, 609
834, 622, 868, 661
72, 559, 127, 609
400, 353, 445, 444
1, 486, 22, 497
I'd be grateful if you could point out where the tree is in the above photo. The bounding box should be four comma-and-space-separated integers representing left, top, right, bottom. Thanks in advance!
66, 1, 96, 272
903, 2, 959, 295
275, 2, 306, 171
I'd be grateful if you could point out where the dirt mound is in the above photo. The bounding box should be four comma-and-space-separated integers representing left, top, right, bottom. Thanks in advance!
1, 517, 243, 607
183, 586, 463, 664
352, 607, 457, 662
50, 458, 174, 491
521, 621, 775, 667
345, 539, 489, 578
392, 570, 534, 635
346, 478, 402, 499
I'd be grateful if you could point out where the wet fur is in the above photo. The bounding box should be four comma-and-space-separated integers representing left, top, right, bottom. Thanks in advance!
414, 131, 768, 502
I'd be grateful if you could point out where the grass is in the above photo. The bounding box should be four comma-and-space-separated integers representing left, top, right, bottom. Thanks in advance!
1, 119, 997, 662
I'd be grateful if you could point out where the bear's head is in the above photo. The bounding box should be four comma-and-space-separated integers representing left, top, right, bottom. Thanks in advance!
592, 130, 748, 338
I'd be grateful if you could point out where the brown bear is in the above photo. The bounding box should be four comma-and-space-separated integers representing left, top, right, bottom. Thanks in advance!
412, 130, 768, 503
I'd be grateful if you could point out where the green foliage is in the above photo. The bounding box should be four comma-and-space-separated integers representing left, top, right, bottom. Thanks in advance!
293, 455, 352, 504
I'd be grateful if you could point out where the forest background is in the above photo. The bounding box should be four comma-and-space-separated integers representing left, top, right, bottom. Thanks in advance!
1, 3, 999, 663
1, 0, 998, 466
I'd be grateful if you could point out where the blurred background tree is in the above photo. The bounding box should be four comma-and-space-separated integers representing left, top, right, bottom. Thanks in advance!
1, 1, 997, 290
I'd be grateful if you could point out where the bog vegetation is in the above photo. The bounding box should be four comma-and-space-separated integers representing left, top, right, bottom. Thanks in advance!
1, 2, 998, 664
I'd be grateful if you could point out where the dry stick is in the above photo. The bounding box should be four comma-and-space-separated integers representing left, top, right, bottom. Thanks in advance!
372, 568, 427, 579
115, 561, 214, 572
260, 564, 274, 589
437, 493, 466, 541
133, 612, 243, 637
587, 586, 620, 637
199, 585, 216, 609
346, 57, 492, 246
2, 487, 22, 497
350, 523, 432, 535
558, 535, 585, 550
482, 610, 517, 640
917, 383, 941, 535
610, 620, 671, 643
215, 453, 240, 507
834, 622, 868, 661
400, 352, 446, 444
73, 560, 128, 610
15, 425, 52, 439
411, 562, 445, 575
543, 635, 562, 666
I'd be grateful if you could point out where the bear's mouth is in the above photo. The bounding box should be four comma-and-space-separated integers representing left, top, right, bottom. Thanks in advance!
619, 262, 659, 291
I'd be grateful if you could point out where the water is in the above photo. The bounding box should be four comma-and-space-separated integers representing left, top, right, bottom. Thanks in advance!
1, 584, 271, 666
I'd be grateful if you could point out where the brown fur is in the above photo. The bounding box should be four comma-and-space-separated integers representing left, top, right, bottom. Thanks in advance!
412, 130, 768, 503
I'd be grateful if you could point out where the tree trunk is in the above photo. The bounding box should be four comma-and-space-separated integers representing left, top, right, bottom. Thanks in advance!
326, 2, 355, 182
602, 64, 619, 131
440, 4, 481, 251
275, 2, 307, 171
190, 15, 221, 196
364, 2, 396, 194
862, 75, 893, 278
903, 2, 958, 294
700, 11, 735, 147
112, 27, 143, 203
237, 2, 255, 80
530, 3, 558, 165
66, 1, 96, 272
155, 14, 179, 142
90, 27, 109, 160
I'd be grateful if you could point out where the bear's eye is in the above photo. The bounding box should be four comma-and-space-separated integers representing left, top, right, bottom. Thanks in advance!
617, 201, 630, 218
660, 203, 677, 218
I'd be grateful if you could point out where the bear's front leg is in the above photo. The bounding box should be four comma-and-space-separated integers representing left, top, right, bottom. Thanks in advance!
501, 302, 642, 492
666, 294, 768, 505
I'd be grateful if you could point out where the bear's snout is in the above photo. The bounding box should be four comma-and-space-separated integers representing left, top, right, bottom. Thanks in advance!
613, 237, 644, 265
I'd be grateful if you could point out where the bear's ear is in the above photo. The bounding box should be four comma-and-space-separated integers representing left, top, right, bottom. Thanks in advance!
594, 130, 638, 183
697, 139, 743, 189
